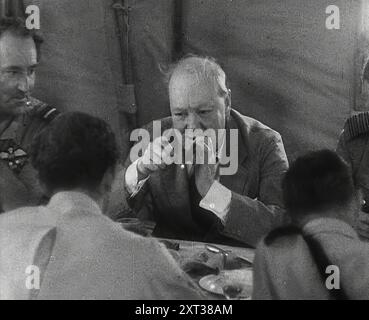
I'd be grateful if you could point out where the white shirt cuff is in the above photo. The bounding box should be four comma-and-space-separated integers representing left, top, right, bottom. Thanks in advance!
199, 180, 232, 224
125, 159, 149, 197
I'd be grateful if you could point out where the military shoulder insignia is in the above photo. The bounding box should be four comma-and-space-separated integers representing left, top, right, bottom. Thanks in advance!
342, 112, 369, 142
29, 97, 60, 123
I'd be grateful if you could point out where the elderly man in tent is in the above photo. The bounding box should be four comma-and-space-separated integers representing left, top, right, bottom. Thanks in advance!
123, 55, 289, 247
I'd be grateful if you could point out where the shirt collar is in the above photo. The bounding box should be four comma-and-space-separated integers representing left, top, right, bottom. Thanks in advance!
47, 191, 102, 218
302, 217, 358, 240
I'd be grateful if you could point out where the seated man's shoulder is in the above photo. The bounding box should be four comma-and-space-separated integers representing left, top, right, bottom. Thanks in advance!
231, 109, 283, 146
86, 218, 180, 274
0, 206, 55, 242
262, 226, 302, 248
84, 214, 167, 258
16, 98, 61, 146
111, 222, 166, 254
255, 226, 305, 267
338, 112, 369, 158
0, 206, 47, 224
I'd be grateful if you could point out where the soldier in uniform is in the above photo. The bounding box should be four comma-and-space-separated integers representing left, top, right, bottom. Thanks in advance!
0, 17, 58, 213
337, 112, 369, 240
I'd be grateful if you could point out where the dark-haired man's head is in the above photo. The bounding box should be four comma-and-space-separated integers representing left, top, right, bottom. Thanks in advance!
282, 149, 361, 227
31, 112, 119, 209
0, 17, 43, 118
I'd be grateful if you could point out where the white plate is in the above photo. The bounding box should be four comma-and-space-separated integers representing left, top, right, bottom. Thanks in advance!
199, 269, 253, 298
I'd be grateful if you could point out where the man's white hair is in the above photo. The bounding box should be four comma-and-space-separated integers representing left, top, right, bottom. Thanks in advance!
164, 54, 229, 97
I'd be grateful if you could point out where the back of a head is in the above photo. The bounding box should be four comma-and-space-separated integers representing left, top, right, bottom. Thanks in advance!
282, 149, 357, 219
30, 112, 119, 194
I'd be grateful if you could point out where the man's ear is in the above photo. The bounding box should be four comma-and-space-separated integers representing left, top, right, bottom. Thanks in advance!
99, 166, 117, 195
37, 175, 52, 198
349, 188, 364, 227
357, 188, 364, 211
98, 166, 118, 214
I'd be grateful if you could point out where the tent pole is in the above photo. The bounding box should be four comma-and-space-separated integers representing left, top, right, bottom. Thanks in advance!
173, 0, 183, 60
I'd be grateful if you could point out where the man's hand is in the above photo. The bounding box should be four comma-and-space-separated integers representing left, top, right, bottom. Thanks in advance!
192, 136, 218, 197
136, 135, 174, 179
194, 164, 217, 197
184, 132, 217, 165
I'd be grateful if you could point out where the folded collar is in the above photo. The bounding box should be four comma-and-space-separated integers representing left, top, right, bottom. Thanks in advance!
47, 191, 102, 218
302, 217, 358, 240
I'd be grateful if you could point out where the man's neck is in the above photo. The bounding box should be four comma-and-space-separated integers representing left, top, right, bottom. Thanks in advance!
51, 188, 104, 210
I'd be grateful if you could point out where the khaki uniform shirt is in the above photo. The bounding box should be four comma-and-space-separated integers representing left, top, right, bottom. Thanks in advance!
0, 191, 205, 300
253, 218, 369, 300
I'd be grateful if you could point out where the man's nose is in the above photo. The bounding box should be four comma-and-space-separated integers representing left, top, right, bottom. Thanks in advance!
185, 112, 200, 129
17, 75, 33, 93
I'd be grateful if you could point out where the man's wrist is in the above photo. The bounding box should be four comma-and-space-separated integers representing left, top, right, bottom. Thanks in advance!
125, 159, 150, 196
195, 165, 216, 197
199, 181, 232, 224
197, 178, 212, 197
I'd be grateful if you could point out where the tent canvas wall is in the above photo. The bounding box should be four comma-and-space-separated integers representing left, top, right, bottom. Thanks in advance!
26, 0, 362, 160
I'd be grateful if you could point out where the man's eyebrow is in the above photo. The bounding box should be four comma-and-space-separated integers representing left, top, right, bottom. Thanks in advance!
2, 65, 22, 70
172, 108, 185, 113
3, 63, 39, 70
197, 103, 213, 109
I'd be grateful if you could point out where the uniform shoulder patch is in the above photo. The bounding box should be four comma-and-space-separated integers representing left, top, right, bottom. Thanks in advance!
343, 112, 369, 142
29, 97, 60, 123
